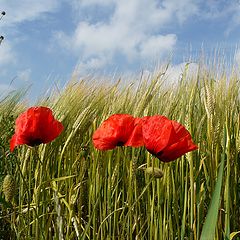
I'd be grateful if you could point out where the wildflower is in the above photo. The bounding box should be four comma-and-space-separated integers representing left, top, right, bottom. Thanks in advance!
142, 115, 197, 162
10, 106, 64, 152
93, 114, 144, 150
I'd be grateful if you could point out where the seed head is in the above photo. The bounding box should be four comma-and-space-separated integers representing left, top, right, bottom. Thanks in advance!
2, 175, 16, 202
145, 167, 163, 178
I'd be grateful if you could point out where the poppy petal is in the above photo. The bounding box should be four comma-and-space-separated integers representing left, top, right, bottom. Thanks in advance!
156, 133, 198, 162
142, 115, 175, 154
125, 117, 144, 147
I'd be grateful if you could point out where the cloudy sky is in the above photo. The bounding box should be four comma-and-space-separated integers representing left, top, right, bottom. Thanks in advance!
1, 0, 240, 101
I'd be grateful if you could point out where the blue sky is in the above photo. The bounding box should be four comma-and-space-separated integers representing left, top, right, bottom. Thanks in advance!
1, 0, 240, 101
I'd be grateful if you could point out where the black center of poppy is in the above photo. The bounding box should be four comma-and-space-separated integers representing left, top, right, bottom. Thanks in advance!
157, 150, 163, 157
116, 141, 124, 146
148, 149, 163, 159
27, 138, 43, 147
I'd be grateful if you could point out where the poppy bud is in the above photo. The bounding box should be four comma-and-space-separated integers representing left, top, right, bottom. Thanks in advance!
2, 175, 16, 202
145, 167, 163, 178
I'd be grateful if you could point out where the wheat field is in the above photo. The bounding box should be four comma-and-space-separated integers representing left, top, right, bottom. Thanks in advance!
0, 61, 240, 239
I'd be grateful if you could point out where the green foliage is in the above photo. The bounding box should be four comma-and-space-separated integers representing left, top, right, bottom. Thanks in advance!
0, 63, 240, 239
200, 152, 225, 240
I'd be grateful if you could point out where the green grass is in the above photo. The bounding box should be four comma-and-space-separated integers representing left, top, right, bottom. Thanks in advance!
1, 61, 240, 239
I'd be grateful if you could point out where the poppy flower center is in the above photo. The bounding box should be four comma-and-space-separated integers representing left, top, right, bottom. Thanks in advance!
116, 141, 124, 146
27, 138, 43, 147
148, 149, 163, 159
157, 150, 163, 156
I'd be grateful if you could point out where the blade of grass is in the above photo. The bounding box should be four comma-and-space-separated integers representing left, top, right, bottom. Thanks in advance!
200, 151, 225, 240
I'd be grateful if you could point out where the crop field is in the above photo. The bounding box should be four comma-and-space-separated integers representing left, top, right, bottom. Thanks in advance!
0, 62, 240, 239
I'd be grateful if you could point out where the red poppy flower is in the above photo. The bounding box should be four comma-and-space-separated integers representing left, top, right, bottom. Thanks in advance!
10, 106, 64, 152
142, 115, 197, 162
92, 114, 144, 150
125, 117, 144, 147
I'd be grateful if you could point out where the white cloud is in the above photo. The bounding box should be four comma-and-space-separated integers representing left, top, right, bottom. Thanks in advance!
1, 0, 60, 27
56, 0, 198, 71
196, 0, 240, 35
199, 0, 237, 19
71, 21, 117, 57
164, 62, 199, 84
139, 34, 177, 60
76, 56, 109, 75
